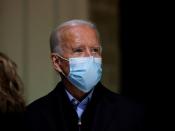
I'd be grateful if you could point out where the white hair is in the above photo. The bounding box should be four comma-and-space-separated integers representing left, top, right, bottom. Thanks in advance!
50, 19, 100, 53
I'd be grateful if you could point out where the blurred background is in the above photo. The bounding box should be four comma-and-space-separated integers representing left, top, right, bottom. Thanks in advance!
0, 0, 120, 104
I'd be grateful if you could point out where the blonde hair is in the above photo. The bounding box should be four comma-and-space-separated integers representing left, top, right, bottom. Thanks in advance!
0, 52, 25, 113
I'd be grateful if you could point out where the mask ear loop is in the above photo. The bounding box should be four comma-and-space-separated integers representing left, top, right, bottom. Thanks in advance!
52, 53, 69, 61
58, 55, 69, 62
52, 53, 69, 76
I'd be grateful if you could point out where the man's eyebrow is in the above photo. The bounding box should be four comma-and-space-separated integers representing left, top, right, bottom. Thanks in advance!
72, 45, 85, 48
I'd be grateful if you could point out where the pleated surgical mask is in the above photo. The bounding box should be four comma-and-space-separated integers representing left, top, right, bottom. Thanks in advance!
56, 54, 102, 92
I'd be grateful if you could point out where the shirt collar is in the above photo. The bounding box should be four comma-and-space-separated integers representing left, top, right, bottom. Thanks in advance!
65, 89, 94, 110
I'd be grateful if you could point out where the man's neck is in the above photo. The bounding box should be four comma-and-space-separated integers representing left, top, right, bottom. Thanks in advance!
62, 79, 86, 101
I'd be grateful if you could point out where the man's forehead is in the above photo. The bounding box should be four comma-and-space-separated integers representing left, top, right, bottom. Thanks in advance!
59, 25, 98, 41
58, 24, 96, 34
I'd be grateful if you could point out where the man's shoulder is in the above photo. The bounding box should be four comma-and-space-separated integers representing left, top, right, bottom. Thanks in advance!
96, 84, 145, 130
99, 85, 145, 123
27, 82, 63, 111
27, 93, 51, 111
99, 84, 145, 112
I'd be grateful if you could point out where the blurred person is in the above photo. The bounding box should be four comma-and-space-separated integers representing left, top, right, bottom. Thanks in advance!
25, 19, 144, 131
0, 52, 25, 130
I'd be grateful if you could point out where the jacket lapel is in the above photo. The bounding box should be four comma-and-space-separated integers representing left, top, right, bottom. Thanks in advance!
50, 82, 79, 131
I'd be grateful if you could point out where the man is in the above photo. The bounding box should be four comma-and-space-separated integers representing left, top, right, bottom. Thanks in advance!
25, 19, 144, 131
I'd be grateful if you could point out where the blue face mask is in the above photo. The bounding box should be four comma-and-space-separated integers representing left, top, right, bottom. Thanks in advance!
57, 55, 102, 93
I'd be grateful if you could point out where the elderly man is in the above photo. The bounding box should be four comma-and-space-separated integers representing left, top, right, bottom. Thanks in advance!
25, 19, 144, 131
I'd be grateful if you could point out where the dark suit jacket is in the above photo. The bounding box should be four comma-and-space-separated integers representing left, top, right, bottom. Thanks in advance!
25, 82, 145, 131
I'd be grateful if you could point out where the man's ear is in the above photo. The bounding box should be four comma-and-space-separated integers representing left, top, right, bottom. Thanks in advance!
51, 54, 62, 73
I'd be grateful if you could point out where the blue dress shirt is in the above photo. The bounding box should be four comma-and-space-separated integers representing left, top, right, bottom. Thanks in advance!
65, 89, 93, 119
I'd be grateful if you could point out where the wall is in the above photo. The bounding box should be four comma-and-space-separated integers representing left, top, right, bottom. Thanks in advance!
0, 0, 119, 104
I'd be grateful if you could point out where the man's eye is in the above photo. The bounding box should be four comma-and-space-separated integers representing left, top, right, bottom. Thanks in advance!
73, 48, 83, 52
92, 48, 100, 53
